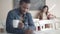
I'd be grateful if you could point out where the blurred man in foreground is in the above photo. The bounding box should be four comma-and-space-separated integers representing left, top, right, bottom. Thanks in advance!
6, 0, 35, 34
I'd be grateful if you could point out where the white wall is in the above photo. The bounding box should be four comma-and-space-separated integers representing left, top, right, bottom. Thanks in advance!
29, 10, 39, 18
0, 0, 13, 20
0, 0, 13, 28
46, 0, 60, 18
46, 0, 60, 33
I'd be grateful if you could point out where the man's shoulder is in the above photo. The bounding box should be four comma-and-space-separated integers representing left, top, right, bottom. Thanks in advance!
8, 8, 19, 14
26, 12, 32, 17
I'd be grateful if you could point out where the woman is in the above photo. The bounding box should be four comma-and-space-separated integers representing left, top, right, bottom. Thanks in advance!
36, 5, 56, 29
36, 5, 56, 20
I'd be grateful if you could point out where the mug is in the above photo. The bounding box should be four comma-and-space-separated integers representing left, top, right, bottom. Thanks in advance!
13, 20, 20, 28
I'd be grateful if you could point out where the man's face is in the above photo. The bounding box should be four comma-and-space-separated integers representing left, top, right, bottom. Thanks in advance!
20, 2, 30, 14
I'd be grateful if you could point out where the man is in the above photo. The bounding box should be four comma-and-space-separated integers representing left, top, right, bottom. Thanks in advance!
6, 0, 35, 34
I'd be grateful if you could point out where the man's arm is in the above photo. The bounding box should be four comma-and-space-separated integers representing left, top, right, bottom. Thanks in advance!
6, 11, 24, 34
28, 13, 36, 31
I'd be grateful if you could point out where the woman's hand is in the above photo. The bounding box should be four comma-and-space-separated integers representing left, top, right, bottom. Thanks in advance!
47, 14, 56, 19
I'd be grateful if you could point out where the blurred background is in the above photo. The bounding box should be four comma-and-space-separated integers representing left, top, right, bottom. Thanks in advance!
0, 0, 60, 34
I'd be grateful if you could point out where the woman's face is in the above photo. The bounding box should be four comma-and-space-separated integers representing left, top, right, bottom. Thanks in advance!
43, 7, 48, 13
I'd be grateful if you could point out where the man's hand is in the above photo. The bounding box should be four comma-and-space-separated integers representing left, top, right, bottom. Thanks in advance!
18, 21, 24, 29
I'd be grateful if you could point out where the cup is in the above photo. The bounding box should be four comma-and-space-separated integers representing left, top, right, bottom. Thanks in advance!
13, 20, 20, 28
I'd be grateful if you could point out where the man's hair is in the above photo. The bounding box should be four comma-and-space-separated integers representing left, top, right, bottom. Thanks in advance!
19, 0, 31, 5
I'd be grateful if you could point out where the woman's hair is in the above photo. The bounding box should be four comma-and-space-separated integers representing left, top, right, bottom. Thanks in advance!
42, 5, 49, 15
38, 5, 49, 20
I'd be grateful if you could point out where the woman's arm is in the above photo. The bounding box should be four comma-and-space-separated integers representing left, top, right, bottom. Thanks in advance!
47, 12, 56, 19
